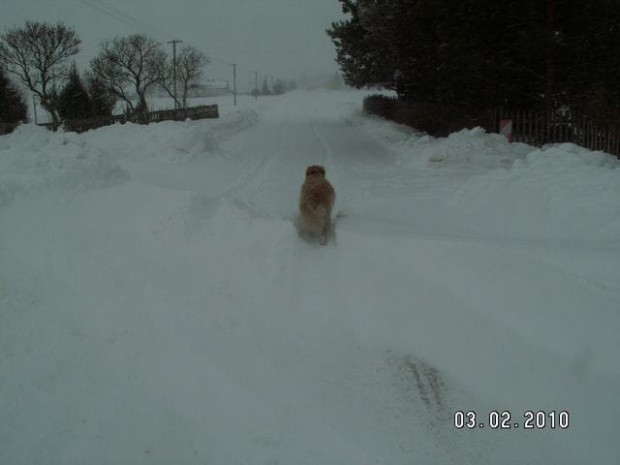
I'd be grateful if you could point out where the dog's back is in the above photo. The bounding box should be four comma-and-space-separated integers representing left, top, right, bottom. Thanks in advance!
298, 165, 335, 239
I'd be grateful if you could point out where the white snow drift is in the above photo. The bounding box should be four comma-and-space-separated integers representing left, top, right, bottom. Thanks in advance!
1, 91, 619, 464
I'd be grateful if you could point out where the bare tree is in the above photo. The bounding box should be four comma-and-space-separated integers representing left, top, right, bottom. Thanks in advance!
90, 34, 166, 115
158, 45, 208, 109
0, 21, 80, 125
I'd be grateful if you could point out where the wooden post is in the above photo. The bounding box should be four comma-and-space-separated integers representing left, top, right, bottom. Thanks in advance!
500, 119, 513, 142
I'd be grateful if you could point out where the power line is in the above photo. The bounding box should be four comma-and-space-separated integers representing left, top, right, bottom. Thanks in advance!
77, 0, 172, 40
76, 0, 289, 95
206, 55, 236, 67
76, 0, 134, 28
92, 0, 171, 39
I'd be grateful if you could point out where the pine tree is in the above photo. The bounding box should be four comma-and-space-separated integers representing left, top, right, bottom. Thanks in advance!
327, 0, 545, 107
328, 0, 620, 110
0, 67, 28, 124
326, 0, 395, 90
87, 73, 116, 117
261, 77, 271, 95
272, 79, 286, 95
553, 0, 620, 114
58, 64, 91, 121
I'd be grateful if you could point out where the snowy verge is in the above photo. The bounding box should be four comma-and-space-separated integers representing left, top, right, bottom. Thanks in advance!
0, 124, 129, 203
348, 105, 620, 242
0, 108, 259, 205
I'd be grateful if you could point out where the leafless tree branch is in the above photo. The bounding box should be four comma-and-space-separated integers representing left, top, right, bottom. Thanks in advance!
157, 45, 208, 109
0, 21, 80, 124
90, 34, 166, 115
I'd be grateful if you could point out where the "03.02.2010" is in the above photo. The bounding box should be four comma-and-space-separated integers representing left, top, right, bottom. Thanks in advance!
454, 410, 570, 430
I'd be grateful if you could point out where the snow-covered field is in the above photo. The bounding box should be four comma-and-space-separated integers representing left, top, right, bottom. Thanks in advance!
1, 90, 619, 464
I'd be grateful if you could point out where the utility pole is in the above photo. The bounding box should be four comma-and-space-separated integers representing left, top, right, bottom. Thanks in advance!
233, 63, 237, 106
32, 94, 38, 125
168, 40, 183, 110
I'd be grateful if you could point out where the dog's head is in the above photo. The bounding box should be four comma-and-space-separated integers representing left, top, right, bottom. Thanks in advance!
305, 165, 326, 178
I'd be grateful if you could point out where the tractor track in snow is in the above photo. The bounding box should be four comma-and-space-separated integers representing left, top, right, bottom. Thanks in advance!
213, 117, 289, 200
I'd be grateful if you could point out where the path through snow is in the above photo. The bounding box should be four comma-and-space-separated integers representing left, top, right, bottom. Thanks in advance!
1, 91, 619, 464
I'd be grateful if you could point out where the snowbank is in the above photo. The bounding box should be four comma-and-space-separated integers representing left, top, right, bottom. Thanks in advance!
0, 107, 258, 204
0, 124, 129, 201
450, 142, 620, 241
355, 112, 620, 242
1, 90, 619, 464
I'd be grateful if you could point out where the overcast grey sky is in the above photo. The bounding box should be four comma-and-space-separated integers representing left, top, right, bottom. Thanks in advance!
1, 0, 345, 87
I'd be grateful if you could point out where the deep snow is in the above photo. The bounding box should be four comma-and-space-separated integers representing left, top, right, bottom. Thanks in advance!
1, 90, 619, 464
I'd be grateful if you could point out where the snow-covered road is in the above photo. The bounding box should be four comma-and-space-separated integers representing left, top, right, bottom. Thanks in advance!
1, 91, 619, 464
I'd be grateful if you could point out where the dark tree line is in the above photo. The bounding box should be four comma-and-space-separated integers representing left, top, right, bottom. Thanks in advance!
2, 20, 296, 128
252, 77, 292, 96
327, 0, 620, 112
0, 67, 28, 125
1, 21, 209, 126
0, 60, 114, 127
58, 64, 116, 121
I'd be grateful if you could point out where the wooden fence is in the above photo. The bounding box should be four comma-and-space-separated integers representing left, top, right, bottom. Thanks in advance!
0, 104, 219, 136
57, 104, 219, 134
495, 107, 620, 158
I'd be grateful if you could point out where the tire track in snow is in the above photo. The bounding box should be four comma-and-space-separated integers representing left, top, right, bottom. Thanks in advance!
204, 116, 289, 203
183, 116, 291, 231
198, 101, 474, 460
302, 119, 494, 459
308, 120, 343, 200
292, 120, 443, 457
253, 111, 381, 447
184, 107, 369, 456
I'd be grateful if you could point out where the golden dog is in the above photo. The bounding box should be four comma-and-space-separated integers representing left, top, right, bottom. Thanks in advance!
297, 165, 335, 243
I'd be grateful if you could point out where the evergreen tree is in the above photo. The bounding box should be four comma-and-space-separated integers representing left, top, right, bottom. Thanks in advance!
327, 0, 620, 109
326, 0, 394, 90
272, 79, 286, 95
0, 67, 28, 124
58, 64, 91, 121
86, 73, 116, 117
261, 77, 271, 95
553, 0, 620, 113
